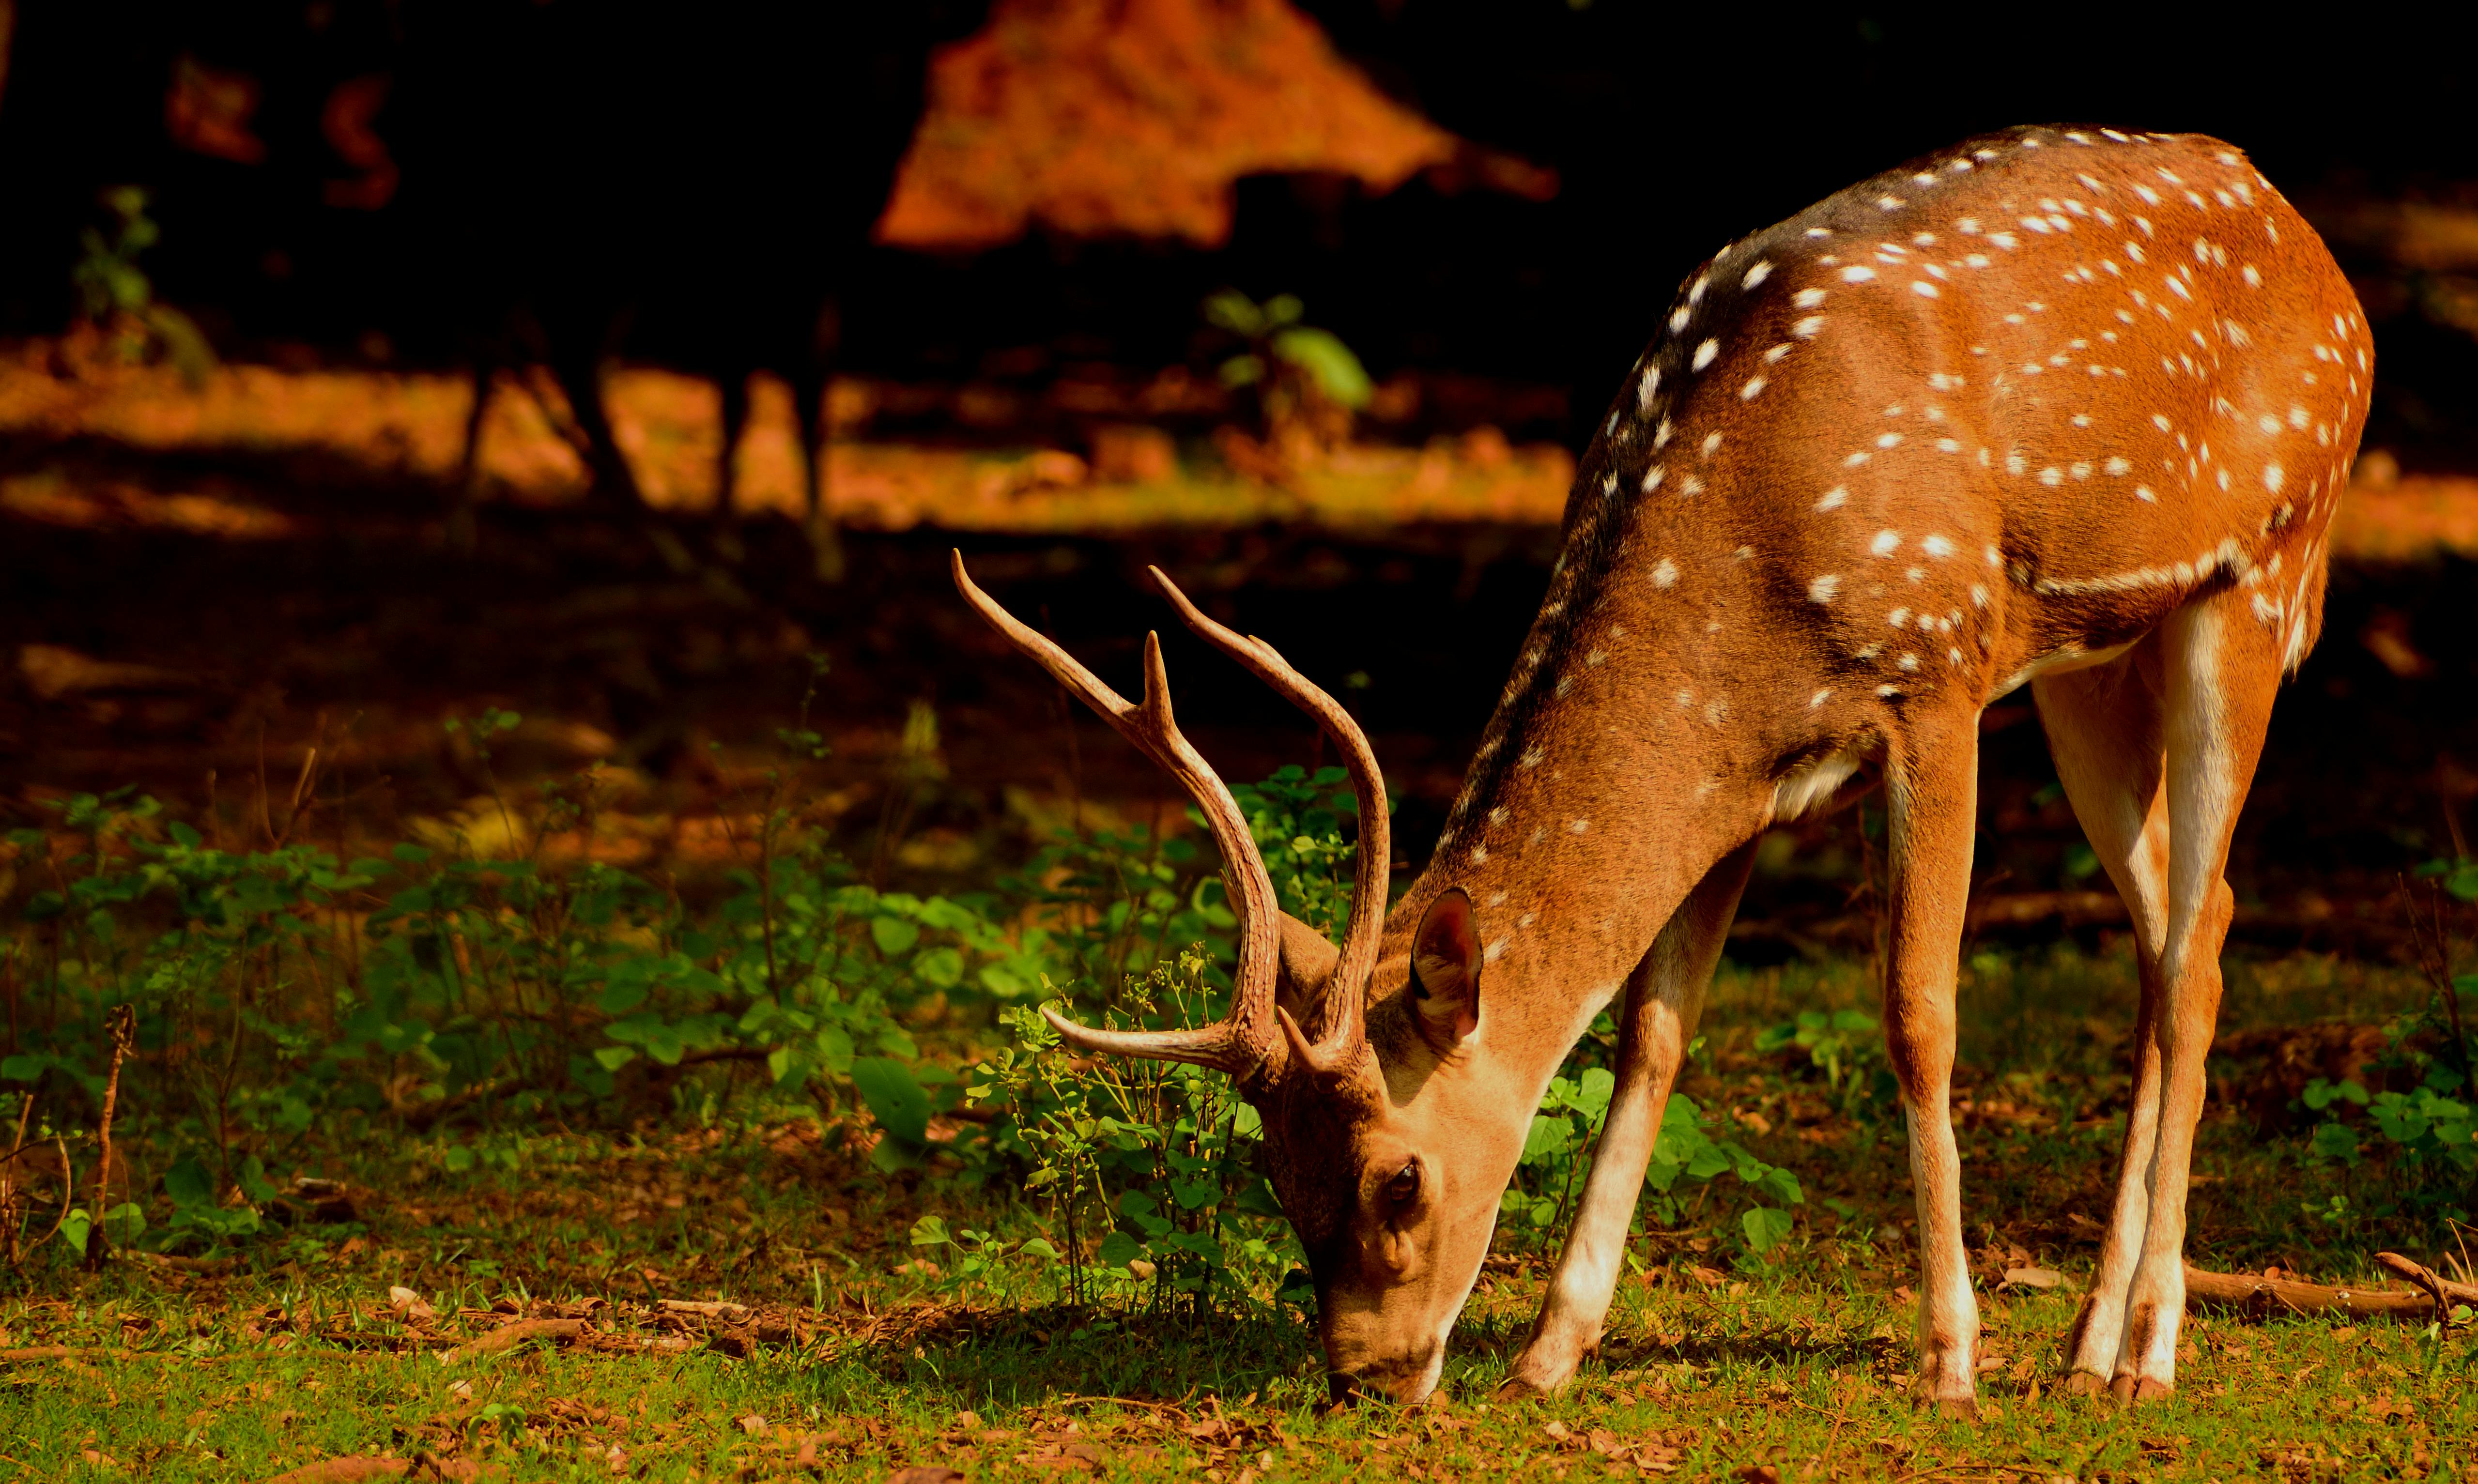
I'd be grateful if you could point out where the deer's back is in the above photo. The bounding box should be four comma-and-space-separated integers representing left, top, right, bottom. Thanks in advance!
1563, 125, 2365, 753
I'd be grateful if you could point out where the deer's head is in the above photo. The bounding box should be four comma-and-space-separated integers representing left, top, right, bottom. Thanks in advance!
955, 554, 1510, 1403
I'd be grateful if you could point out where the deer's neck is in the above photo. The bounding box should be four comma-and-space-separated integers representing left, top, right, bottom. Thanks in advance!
1407, 498, 1786, 1056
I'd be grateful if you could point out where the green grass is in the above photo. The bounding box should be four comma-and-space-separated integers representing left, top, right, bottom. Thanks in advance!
4, 941, 2472, 1482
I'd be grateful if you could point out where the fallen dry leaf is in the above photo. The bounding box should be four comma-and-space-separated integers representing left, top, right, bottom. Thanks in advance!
2002, 1266, 2063, 1290
436, 1318, 585, 1369
386, 1287, 437, 1323
1016, 1439, 1108, 1475
257, 1459, 410, 1484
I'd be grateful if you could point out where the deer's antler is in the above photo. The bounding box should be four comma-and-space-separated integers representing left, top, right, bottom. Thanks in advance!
950, 551, 1286, 1081
1146, 566, 1386, 1083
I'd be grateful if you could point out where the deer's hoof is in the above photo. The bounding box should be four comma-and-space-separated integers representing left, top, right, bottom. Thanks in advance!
1908, 1375, 1979, 1419
2109, 1374, 2174, 1405
1493, 1372, 1557, 1402
2061, 1370, 2110, 1398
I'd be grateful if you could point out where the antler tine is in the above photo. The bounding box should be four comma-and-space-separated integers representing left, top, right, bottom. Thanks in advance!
1147, 566, 1389, 1062
951, 551, 1286, 1080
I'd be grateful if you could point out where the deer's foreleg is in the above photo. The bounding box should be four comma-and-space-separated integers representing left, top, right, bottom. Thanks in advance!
1499, 839, 1757, 1397
1882, 716, 1982, 1413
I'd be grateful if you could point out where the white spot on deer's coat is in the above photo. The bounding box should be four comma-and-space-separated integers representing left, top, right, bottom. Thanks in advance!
1569, 819, 1590, 834
1741, 377, 1767, 400
1922, 534, 1955, 558
1871, 530, 1901, 557
1653, 557, 1679, 589
1842, 265, 1877, 283
1808, 574, 1842, 603
1794, 288, 1827, 308
1693, 339, 1720, 371
1742, 261, 1773, 289
1816, 486, 1847, 511
2264, 463, 2285, 493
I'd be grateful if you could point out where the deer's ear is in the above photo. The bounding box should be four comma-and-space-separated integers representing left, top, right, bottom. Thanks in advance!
1409, 888, 1482, 1044
1274, 912, 1340, 1026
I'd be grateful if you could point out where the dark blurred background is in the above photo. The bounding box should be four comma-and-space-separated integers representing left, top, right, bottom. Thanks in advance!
9, 3, 2478, 454
1, 0, 2474, 951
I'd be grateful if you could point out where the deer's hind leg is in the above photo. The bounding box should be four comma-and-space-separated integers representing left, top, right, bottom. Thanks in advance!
1497, 839, 1758, 1398
2111, 597, 2281, 1399
2038, 595, 2283, 1400
2032, 637, 2172, 1393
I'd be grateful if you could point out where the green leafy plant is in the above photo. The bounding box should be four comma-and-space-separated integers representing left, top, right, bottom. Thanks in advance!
969, 953, 1295, 1318
1205, 291, 1371, 410
2293, 856, 2478, 1225
1204, 291, 1371, 462
1756, 1008, 1898, 1122
71, 186, 215, 385
1502, 1069, 1805, 1256
1225, 765, 1363, 938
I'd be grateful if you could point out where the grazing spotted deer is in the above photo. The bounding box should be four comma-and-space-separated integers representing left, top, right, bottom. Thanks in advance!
955, 123, 2367, 1409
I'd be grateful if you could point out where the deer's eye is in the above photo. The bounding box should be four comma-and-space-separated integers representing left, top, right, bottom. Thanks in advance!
1385, 1161, 1421, 1206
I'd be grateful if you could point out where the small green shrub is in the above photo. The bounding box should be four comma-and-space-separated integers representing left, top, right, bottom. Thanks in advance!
2292, 856, 2478, 1226
1501, 1068, 1805, 1257
1756, 1008, 1899, 1124
71, 185, 215, 385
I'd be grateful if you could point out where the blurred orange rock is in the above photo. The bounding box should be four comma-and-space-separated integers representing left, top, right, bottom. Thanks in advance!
877, 0, 1536, 250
